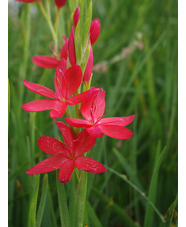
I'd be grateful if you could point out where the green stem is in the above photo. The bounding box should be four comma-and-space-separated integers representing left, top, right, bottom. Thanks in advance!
37, 1, 58, 47
56, 170, 71, 227
73, 171, 87, 227
55, 8, 60, 40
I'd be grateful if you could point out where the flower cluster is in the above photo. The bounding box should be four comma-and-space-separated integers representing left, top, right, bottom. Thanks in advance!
21, 3, 135, 183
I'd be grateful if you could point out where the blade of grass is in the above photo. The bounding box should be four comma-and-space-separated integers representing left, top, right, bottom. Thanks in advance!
91, 187, 138, 227
106, 164, 166, 224
87, 201, 103, 227
27, 175, 40, 227
8, 161, 28, 182
112, 32, 166, 116
36, 174, 48, 227
144, 141, 167, 227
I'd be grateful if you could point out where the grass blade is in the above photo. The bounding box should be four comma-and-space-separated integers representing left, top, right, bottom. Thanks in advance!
36, 174, 48, 227
87, 201, 103, 227
106, 165, 166, 224
27, 175, 40, 227
144, 142, 167, 226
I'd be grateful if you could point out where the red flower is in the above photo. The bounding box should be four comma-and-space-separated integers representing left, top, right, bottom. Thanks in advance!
65, 88, 135, 139
54, 0, 67, 9
73, 7, 101, 45
27, 123, 107, 183
22, 61, 88, 119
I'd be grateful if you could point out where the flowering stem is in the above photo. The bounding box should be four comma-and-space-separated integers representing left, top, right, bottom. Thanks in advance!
73, 171, 87, 227
56, 170, 71, 227
37, 1, 58, 48
55, 8, 60, 40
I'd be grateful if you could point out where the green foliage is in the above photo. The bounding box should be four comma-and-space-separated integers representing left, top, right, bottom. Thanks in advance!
8, 0, 178, 226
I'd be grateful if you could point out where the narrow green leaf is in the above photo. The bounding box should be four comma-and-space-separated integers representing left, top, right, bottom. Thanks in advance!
28, 175, 40, 227
8, 161, 28, 182
87, 201, 103, 227
144, 142, 167, 227
47, 184, 58, 227
92, 187, 138, 227
36, 174, 48, 227
68, 0, 79, 13
106, 165, 166, 224
56, 170, 71, 227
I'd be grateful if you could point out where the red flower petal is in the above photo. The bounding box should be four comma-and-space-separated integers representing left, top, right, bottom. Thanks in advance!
67, 90, 89, 105
58, 160, 75, 183
85, 125, 103, 137
22, 99, 59, 112
99, 115, 135, 126
54, 0, 67, 9
80, 87, 101, 121
75, 157, 107, 173
73, 7, 80, 28
74, 130, 96, 157
23, 80, 57, 99
68, 27, 76, 65
55, 122, 77, 152
26, 155, 67, 175
54, 64, 66, 100
65, 118, 91, 128
93, 90, 106, 121
60, 37, 69, 59
38, 136, 69, 157
89, 19, 101, 45
83, 46, 93, 83
63, 65, 82, 98
32, 55, 60, 69
49, 102, 68, 119
99, 125, 133, 139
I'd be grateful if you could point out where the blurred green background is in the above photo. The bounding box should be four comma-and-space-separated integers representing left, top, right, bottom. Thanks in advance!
8, 0, 178, 226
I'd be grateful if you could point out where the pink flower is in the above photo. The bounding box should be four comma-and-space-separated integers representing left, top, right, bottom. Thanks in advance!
22, 61, 88, 119
65, 89, 135, 139
54, 0, 67, 9
73, 7, 101, 45
27, 123, 107, 183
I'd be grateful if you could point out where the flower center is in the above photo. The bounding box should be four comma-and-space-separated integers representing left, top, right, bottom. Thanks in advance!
61, 97, 66, 102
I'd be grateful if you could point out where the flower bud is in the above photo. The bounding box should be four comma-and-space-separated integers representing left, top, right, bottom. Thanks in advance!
89, 18, 101, 45
73, 7, 80, 28
54, 0, 67, 9
83, 46, 93, 83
